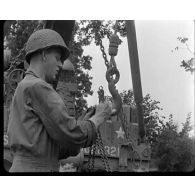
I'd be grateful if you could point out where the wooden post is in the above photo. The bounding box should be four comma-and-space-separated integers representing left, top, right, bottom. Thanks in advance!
125, 20, 145, 140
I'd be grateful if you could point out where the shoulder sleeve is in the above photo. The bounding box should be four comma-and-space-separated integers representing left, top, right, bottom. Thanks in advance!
26, 80, 96, 150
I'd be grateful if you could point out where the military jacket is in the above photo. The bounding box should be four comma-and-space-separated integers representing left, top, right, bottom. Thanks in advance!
8, 70, 96, 171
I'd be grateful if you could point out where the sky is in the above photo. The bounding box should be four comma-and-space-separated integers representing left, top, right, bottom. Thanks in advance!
83, 20, 194, 131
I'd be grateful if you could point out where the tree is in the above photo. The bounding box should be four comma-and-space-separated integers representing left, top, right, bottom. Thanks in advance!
180, 112, 193, 137
154, 114, 194, 171
119, 89, 135, 106
121, 90, 166, 147
172, 36, 195, 74
4, 20, 44, 61
4, 20, 127, 117
142, 94, 166, 147
4, 20, 95, 118
106, 89, 165, 153
4, 20, 129, 117
79, 21, 195, 171
68, 22, 94, 118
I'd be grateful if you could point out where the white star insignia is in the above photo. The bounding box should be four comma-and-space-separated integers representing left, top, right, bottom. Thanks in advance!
115, 127, 125, 139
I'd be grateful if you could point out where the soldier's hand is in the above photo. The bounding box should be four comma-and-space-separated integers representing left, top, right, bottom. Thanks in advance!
89, 102, 111, 128
83, 107, 96, 120
95, 102, 111, 118
77, 107, 96, 121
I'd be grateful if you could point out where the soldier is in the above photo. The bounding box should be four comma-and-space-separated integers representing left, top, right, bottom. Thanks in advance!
8, 29, 111, 172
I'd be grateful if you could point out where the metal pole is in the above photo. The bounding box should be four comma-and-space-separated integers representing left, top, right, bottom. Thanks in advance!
125, 20, 145, 141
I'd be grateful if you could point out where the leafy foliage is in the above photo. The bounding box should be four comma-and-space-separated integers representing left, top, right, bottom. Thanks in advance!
180, 58, 195, 74
68, 22, 95, 117
154, 114, 194, 171
106, 89, 165, 149
65, 20, 126, 117
4, 20, 128, 118
180, 112, 193, 137
120, 90, 166, 146
4, 20, 95, 118
119, 89, 135, 106
4, 20, 44, 61
172, 36, 195, 74
108, 89, 194, 171
142, 94, 165, 147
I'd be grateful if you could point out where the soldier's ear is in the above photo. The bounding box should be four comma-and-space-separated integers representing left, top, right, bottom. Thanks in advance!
41, 50, 47, 62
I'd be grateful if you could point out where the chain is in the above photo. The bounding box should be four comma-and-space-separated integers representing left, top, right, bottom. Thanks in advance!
97, 86, 105, 103
87, 21, 122, 172
94, 21, 119, 70
98, 38, 110, 69
87, 86, 111, 172
95, 20, 120, 86
118, 107, 144, 170
96, 86, 111, 171
92, 20, 150, 172
87, 142, 97, 171
118, 108, 131, 140
114, 20, 119, 35
87, 130, 111, 172
96, 129, 111, 172
119, 107, 151, 171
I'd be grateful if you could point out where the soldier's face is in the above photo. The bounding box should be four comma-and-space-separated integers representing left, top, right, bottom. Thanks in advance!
43, 48, 63, 83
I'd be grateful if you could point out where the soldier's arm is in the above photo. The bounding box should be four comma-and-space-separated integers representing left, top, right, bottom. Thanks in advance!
25, 80, 97, 151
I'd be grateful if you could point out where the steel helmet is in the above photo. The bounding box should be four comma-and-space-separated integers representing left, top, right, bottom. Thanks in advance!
62, 59, 75, 71
25, 29, 70, 64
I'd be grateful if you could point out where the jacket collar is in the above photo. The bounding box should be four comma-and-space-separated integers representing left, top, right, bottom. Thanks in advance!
25, 69, 40, 79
